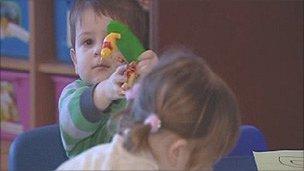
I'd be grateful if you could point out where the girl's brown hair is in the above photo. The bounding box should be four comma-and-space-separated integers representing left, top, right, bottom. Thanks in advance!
118, 49, 241, 170
69, 0, 148, 49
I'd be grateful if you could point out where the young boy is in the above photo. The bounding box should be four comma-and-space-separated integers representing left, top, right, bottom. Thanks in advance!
59, 0, 158, 158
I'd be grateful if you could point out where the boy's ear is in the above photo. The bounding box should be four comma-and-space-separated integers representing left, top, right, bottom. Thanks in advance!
168, 139, 188, 167
70, 48, 78, 74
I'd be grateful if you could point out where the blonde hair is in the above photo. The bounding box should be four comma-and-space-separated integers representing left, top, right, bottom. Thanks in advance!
69, 0, 148, 49
118, 49, 240, 170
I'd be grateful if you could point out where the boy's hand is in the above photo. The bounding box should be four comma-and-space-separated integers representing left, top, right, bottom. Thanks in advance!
103, 64, 127, 100
136, 50, 158, 78
94, 65, 127, 111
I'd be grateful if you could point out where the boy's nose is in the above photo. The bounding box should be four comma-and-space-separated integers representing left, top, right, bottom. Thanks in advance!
94, 44, 102, 57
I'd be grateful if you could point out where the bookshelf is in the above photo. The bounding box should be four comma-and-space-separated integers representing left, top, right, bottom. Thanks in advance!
1, 0, 76, 128
39, 62, 76, 76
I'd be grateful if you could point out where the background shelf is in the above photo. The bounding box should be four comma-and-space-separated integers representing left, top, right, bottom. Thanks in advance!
39, 62, 76, 76
0, 57, 29, 71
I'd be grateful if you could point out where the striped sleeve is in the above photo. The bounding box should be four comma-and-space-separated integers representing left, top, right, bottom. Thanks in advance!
58, 80, 101, 157
59, 80, 127, 158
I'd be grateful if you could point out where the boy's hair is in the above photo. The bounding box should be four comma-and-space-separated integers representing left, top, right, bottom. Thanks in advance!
118, 49, 241, 170
69, 0, 148, 49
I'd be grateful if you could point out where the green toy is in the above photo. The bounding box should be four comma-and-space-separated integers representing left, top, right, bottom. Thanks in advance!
100, 20, 145, 63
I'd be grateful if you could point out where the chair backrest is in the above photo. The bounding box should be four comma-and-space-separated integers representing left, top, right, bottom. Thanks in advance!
8, 124, 68, 171
228, 125, 268, 156
8, 124, 266, 170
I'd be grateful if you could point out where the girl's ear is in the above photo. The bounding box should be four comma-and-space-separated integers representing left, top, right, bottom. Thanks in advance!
70, 48, 78, 74
168, 139, 189, 167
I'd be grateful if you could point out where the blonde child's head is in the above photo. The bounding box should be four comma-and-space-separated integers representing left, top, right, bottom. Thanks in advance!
118, 49, 241, 170
68, 0, 148, 84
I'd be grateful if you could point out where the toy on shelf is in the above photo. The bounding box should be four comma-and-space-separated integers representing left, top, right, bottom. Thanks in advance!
1, 81, 19, 123
100, 20, 145, 92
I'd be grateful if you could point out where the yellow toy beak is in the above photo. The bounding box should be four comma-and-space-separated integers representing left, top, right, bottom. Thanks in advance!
100, 33, 121, 60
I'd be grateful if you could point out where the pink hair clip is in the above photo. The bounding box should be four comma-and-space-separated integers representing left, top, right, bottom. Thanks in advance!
144, 114, 161, 133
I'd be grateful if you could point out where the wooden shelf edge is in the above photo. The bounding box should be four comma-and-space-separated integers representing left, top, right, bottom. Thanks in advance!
0, 57, 29, 71
39, 62, 76, 76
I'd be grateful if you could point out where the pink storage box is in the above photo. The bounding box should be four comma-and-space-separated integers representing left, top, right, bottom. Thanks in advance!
0, 70, 30, 140
51, 75, 76, 120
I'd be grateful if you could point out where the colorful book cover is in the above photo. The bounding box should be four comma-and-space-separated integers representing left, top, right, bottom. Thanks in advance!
0, 0, 29, 58
0, 81, 23, 137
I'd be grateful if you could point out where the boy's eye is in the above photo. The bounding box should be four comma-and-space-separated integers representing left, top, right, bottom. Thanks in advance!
83, 39, 93, 45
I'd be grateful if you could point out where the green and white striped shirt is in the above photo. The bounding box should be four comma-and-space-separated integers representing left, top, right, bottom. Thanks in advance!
59, 79, 126, 158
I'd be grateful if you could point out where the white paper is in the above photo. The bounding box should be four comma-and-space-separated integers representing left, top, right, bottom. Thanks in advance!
254, 150, 304, 171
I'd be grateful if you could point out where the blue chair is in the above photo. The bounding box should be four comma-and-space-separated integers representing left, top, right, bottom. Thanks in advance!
228, 125, 268, 156
8, 124, 267, 171
214, 125, 267, 171
8, 124, 68, 171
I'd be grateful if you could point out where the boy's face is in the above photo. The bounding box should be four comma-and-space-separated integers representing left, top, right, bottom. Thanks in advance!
71, 8, 123, 85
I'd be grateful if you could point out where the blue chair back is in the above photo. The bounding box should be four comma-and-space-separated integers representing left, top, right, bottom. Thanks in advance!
8, 124, 266, 171
228, 125, 268, 156
8, 124, 68, 171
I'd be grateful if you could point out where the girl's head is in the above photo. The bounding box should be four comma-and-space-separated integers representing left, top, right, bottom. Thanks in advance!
68, 0, 148, 84
118, 49, 241, 170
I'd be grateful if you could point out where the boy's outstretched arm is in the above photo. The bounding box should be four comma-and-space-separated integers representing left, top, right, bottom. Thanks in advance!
59, 79, 126, 158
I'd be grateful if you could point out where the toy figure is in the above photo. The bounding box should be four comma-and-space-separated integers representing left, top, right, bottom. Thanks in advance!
100, 32, 121, 58
0, 81, 19, 122
100, 20, 145, 91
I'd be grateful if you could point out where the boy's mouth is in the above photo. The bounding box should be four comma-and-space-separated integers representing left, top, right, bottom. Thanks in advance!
92, 64, 110, 69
